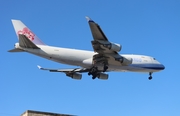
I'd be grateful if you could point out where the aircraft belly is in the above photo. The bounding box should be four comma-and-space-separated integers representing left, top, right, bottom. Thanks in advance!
106, 64, 156, 73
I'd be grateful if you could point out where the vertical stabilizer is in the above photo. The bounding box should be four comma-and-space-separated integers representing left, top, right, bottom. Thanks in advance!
11, 20, 46, 45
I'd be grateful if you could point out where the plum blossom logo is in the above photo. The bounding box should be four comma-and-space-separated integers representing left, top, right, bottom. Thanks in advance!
17, 27, 35, 41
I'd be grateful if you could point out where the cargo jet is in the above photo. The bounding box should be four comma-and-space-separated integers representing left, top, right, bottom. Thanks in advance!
8, 17, 165, 80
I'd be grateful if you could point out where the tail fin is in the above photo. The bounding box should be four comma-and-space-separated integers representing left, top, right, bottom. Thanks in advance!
11, 20, 46, 45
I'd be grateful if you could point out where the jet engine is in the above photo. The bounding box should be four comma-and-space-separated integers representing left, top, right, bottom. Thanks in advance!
103, 43, 122, 52
115, 56, 132, 65
66, 73, 82, 80
98, 73, 109, 80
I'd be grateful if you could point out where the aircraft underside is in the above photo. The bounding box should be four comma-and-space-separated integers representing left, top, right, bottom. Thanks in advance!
27, 49, 162, 80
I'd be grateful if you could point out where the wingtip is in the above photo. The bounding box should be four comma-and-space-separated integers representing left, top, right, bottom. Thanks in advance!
37, 65, 42, 69
85, 16, 90, 21
85, 16, 94, 22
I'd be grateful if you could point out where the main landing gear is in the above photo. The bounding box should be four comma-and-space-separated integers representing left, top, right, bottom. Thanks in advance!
103, 65, 108, 72
148, 72, 153, 80
88, 67, 98, 79
88, 64, 108, 80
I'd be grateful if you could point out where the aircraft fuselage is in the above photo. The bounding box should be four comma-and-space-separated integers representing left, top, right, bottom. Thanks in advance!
16, 44, 165, 73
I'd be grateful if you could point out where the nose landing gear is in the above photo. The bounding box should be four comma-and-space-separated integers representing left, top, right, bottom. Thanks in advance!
148, 72, 153, 80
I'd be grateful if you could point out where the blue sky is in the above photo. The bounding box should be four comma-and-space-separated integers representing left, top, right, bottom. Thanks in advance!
1, 0, 180, 116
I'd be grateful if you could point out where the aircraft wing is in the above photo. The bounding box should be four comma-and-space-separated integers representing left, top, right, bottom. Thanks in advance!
86, 17, 122, 54
37, 65, 88, 73
37, 65, 89, 80
86, 17, 125, 65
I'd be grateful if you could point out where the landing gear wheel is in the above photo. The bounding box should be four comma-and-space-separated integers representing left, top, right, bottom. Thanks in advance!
148, 76, 152, 80
92, 73, 97, 79
92, 76, 96, 79
148, 72, 153, 80
88, 72, 91, 76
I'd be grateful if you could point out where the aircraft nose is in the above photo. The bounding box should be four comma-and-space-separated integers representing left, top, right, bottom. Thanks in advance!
160, 64, 165, 70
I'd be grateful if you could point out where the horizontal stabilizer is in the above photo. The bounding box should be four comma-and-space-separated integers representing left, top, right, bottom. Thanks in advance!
8, 48, 24, 52
19, 34, 40, 49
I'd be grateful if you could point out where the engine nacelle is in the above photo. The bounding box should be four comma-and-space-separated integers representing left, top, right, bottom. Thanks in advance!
103, 43, 122, 52
66, 73, 82, 80
98, 73, 109, 80
115, 56, 132, 65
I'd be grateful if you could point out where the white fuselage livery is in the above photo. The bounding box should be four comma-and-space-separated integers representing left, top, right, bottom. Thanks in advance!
16, 44, 164, 73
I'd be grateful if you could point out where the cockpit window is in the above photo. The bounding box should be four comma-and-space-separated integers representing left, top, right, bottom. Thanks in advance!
153, 58, 156, 60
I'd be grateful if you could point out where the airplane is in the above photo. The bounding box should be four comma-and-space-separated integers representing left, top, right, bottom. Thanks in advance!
8, 17, 165, 80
